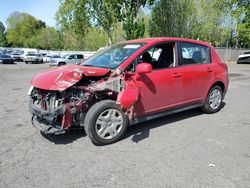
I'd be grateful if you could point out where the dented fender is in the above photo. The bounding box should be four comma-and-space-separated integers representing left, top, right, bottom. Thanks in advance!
117, 82, 139, 109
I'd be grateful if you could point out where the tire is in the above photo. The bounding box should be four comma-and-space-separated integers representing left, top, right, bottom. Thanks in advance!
84, 100, 128, 145
202, 85, 223, 114
58, 62, 65, 66
25, 61, 28, 64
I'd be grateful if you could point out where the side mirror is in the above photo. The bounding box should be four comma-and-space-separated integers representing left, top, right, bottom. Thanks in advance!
136, 63, 152, 74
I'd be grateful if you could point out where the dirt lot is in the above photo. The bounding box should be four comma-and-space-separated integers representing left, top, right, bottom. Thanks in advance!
0, 62, 249, 188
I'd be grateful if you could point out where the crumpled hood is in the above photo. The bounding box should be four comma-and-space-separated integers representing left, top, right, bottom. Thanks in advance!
31, 64, 110, 91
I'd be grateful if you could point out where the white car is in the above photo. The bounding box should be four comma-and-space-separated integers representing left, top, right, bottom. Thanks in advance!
43, 54, 61, 63
50, 54, 84, 66
24, 53, 43, 64
11, 52, 22, 62
237, 51, 250, 64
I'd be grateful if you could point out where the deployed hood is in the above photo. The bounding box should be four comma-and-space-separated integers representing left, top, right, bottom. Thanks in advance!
31, 64, 110, 91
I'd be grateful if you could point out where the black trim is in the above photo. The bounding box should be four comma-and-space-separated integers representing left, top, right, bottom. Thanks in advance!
130, 103, 203, 125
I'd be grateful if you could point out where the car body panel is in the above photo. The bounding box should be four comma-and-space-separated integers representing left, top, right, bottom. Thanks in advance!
28, 37, 229, 136
31, 64, 110, 91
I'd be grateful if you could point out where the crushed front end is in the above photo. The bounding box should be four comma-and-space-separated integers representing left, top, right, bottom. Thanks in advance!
28, 86, 90, 134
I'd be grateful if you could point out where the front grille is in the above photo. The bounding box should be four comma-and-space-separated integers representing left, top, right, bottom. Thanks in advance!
31, 89, 61, 111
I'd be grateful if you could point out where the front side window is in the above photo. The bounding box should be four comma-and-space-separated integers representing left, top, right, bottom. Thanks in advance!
137, 42, 176, 70
179, 42, 211, 66
83, 43, 145, 69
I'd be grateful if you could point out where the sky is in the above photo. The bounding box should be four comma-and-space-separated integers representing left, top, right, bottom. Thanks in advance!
0, 0, 60, 27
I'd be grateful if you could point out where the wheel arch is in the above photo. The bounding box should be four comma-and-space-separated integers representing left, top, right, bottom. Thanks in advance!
211, 81, 225, 93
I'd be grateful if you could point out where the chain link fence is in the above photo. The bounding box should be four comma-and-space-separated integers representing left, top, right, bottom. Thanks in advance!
215, 47, 250, 62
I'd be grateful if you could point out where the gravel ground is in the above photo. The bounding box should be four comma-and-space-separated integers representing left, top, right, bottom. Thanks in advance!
0, 62, 249, 188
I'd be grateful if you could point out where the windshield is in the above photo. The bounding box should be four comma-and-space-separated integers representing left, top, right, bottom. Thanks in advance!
83, 43, 145, 69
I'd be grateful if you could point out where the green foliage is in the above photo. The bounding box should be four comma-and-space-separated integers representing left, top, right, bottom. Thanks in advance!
113, 0, 154, 40
87, 0, 117, 45
83, 27, 109, 50
6, 12, 46, 47
149, 0, 197, 38
0, 21, 7, 47
55, 0, 89, 39
36, 27, 63, 50
149, 0, 236, 47
232, 0, 250, 47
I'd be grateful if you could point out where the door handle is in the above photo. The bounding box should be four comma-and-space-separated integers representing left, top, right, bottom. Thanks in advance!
207, 68, 213, 72
173, 73, 182, 78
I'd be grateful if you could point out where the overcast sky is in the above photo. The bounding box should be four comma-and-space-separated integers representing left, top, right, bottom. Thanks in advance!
0, 0, 60, 27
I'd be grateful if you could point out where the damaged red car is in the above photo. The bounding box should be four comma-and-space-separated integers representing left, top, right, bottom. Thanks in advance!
28, 38, 229, 145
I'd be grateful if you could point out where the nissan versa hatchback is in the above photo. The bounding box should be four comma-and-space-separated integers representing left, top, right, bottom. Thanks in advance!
28, 38, 229, 145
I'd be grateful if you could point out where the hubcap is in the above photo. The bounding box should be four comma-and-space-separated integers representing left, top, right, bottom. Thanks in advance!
209, 89, 222, 110
95, 109, 123, 139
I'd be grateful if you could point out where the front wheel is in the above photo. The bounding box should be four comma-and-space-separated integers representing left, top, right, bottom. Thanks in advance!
202, 85, 223, 114
84, 100, 128, 145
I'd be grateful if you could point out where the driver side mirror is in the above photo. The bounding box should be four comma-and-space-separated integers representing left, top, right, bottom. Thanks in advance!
136, 63, 152, 74
135, 63, 152, 80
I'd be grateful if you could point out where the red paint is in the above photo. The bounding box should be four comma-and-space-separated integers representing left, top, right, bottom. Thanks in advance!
30, 37, 229, 132
117, 82, 139, 109
32, 64, 110, 91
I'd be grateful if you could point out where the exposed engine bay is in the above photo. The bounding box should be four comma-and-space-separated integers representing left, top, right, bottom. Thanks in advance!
28, 73, 129, 134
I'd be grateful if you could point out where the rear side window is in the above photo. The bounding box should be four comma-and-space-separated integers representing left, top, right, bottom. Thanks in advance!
77, 54, 84, 59
179, 42, 211, 66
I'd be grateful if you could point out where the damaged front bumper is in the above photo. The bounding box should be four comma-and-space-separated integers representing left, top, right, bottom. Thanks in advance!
29, 98, 66, 134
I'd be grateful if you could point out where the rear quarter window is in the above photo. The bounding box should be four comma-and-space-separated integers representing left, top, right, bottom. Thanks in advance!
179, 42, 211, 66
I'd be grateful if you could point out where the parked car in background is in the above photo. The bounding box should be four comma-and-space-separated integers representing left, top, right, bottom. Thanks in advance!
24, 53, 43, 64
11, 52, 23, 62
50, 54, 84, 66
28, 37, 229, 145
237, 51, 250, 64
43, 54, 61, 63
0, 54, 14, 64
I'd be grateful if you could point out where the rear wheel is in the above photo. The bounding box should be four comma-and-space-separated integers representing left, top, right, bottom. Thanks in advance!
84, 100, 128, 145
202, 85, 223, 113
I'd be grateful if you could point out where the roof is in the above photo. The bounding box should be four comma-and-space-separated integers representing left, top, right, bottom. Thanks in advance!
122, 37, 211, 47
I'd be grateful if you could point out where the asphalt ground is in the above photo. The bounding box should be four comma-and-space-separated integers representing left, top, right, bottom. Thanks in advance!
0, 62, 249, 188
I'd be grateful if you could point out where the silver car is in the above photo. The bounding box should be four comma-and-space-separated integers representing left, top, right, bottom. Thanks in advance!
50, 54, 84, 66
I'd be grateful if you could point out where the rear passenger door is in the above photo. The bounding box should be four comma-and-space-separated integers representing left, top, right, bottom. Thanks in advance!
176, 42, 214, 103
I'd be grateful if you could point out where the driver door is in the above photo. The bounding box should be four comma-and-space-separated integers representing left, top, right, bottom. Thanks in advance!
133, 42, 184, 117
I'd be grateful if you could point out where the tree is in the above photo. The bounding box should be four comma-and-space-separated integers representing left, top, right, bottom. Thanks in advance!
195, 0, 233, 46
231, 0, 250, 48
0, 21, 7, 47
6, 12, 46, 47
87, 0, 117, 45
113, 0, 154, 40
55, 0, 89, 40
56, 0, 117, 45
83, 27, 109, 50
35, 27, 63, 50
149, 0, 198, 38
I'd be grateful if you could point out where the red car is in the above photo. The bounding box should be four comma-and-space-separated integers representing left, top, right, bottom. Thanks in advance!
28, 38, 229, 145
